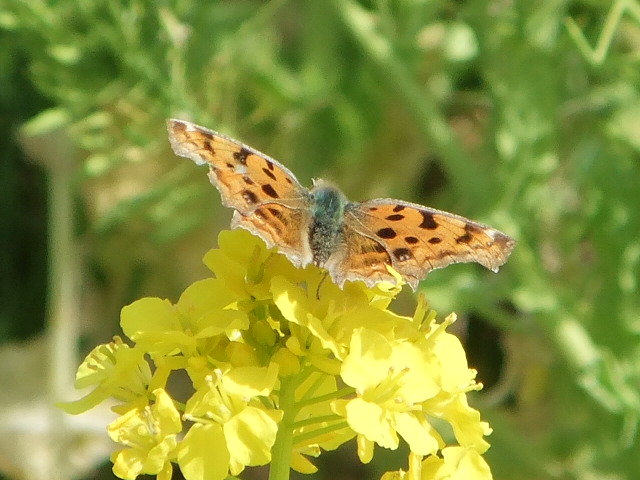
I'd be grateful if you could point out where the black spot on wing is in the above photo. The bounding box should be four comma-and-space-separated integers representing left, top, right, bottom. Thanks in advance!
419, 211, 438, 229
267, 207, 284, 221
405, 236, 419, 244
266, 160, 275, 171
254, 208, 282, 234
242, 190, 259, 205
361, 257, 382, 267
262, 184, 279, 198
263, 168, 277, 181
361, 242, 388, 255
386, 214, 405, 221
373, 243, 387, 253
428, 237, 442, 244
376, 228, 397, 239
233, 148, 250, 165
393, 248, 413, 262
393, 205, 405, 212
203, 140, 215, 153
456, 233, 473, 244
242, 176, 254, 185
465, 223, 482, 233
172, 122, 187, 133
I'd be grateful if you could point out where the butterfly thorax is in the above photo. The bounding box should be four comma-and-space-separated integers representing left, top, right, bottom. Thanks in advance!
309, 181, 347, 266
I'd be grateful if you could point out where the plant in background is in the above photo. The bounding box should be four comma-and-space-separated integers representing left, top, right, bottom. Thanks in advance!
62, 229, 493, 480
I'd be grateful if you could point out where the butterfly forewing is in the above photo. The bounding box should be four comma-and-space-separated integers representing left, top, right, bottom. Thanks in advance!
168, 119, 308, 210
167, 119, 314, 267
343, 199, 515, 289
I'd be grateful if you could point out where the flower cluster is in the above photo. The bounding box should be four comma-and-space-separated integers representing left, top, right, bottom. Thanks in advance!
62, 229, 494, 480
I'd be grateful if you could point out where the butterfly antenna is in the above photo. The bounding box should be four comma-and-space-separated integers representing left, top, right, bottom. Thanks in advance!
315, 272, 328, 300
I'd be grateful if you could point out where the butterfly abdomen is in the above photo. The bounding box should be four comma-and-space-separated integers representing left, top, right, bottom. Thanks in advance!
309, 183, 347, 266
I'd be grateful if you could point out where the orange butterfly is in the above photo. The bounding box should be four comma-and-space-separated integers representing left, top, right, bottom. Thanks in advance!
168, 119, 515, 290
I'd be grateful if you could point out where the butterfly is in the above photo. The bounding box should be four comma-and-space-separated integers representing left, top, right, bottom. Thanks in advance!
168, 119, 515, 291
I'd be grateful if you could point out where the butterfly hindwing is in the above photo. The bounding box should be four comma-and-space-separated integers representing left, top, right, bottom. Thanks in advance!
324, 224, 397, 288
231, 205, 313, 268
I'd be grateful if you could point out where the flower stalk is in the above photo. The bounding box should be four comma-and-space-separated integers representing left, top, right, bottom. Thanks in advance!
268, 374, 299, 480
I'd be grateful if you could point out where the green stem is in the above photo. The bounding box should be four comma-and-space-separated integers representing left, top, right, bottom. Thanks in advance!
294, 420, 350, 445
296, 386, 355, 408
291, 414, 344, 429
268, 375, 299, 480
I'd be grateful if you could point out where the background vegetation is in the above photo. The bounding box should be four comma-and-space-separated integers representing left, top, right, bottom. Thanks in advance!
1, 0, 640, 479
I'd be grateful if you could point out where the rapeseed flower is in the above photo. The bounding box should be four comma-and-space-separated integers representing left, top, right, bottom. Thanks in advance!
109, 388, 181, 480
63, 229, 494, 480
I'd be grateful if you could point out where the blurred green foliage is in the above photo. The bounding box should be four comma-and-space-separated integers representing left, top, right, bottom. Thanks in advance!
2, 0, 640, 479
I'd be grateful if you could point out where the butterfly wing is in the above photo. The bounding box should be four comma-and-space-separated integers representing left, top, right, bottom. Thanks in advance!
168, 119, 314, 267
341, 199, 516, 290
323, 225, 397, 289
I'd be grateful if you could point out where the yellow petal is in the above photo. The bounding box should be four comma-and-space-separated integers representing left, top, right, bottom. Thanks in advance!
441, 446, 492, 480
177, 423, 230, 480
177, 278, 235, 314
271, 347, 301, 376
221, 363, 279, 398
224, 406, 280, 466
290, 451, 318, 474
345, 398, 398, 449
144, 437, 178, 474
157, 461, 173, 480
121, 297, 177, 341
111, 447, 144, 479
357, 434, 374, 463
431, 332, 475, 392
271, 276, 313, 327
420, 447, 493, 480
390, 342, 439, 403
152, 389, 182, 434
380, 470, 406, 480
428, 394, 491, 453
393, 412, 439, 456
341, 328, 393, 391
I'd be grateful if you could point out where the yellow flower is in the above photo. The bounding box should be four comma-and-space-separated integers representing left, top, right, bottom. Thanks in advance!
120, 278, 248, 362
58, 337, 151, 414
337, 327, 441, 457
421, 316, 492, 453
382, 447, 493, 480
63, 229, 495, 480
180, 364, 283, 479
420, 446, 493, 480
108, 389, 181, 480
203, 229, 306, 300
